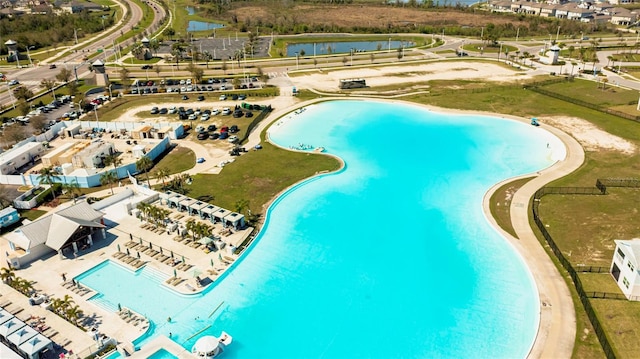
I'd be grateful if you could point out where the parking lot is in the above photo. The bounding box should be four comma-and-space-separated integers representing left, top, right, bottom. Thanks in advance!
129, 76, 261, 95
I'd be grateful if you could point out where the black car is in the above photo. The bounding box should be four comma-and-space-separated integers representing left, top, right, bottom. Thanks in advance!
238, 94, 247, 100
245, 111, 253, 118
197, 132, 208, 140
182, 95, 189, 100
231, 94, 239, 101
186, 108, 194, 115
141, 65, 153, 70
233, 110, 243, 118
229, 125, 239, 133
209, 132, 220, 140
166, 79, 174, 86
207, 125, 217, 132
150, 107, 159, 114
198, 95, 205, 101
159, 108, 168, 114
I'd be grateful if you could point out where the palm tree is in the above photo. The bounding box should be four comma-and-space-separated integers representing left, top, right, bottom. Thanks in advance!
154, 167, 170, 189
0, 267, 15, 284
100, 171, 118, 195
235, 199, 250, 215
136, 156, 154, 187
65, 304, 84, 325
12, 277, 34, 295
185, 219, 196, 239
38, 166, 61, 200
62, 179, 81, 204
120, 68, 131, 89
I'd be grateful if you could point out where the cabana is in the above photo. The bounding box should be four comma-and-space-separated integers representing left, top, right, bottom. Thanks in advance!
179, 198, 197, 214
189, 201, 209, 218
7, 326, 37, 348
0, 319, 25, 342
160, 191, 179, 207
212, 208, 230, 224
200, 205, 221, 222
0, 309, 14, 326
223, 212, 245, 230
18, 333, 53, 359
166, 194, 188, 210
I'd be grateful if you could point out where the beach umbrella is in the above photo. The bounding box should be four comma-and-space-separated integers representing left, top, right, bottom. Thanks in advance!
117, 303, 121, 312
139, 238, 143, 245
173, 269, 177, 278
129, 233, 133, 240
210, 259, 214, 267
182, 255, 185, 263
126, 248, 130, 255
160, 247, 163, 254
149, 242, 153, 249
218, 253, 222, 261
137, 252, 141, 259
170, 251, 174, 258
117, 244, 121, 252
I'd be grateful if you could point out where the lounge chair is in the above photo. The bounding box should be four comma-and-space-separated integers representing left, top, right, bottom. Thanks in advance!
9, 307, 23, 315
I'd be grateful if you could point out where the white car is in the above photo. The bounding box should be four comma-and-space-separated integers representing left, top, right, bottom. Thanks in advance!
228, 135, 238, 143
180, 79, 186, 85
219, 94, 227, 101
168, 106, 178, 114
212, 109, 220, 115
195, 125, 205, 133
188, 114, 197, 121
186, 79, 192, 85
220, 85, 226, 91
222, 107, 231, 115
8, 80, 19, 86
201, 114, 210, 121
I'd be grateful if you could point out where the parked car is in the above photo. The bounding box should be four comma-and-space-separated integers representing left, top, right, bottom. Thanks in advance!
222, 107, 231, 115
245, 111, 253, 118
228, 135, 239, 143
209, 132, 220, 140
159, 108, 168, 114
8, 80, 19, 86
141, 65, 153, 70
49, 64, 57, 69
231, 94, 239, 101
197, 132, 208, 140
219, 94, 227, 101
182, 95, 189, 100
150, 107, 159, 114
238, 94, 247, 100
212, 109, 220, 115
198, 95, 205, 101
219, 131, 229, 140
207, 125, 217, 132
169, 106, 178, 114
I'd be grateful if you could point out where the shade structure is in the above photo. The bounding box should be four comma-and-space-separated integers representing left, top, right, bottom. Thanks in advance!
8, 325, 37, 347
192, 335, 222, 356
0, 309, 14, 326
0, 319, 25, 339
198, 237, 214, 245
19, 333, 53, 359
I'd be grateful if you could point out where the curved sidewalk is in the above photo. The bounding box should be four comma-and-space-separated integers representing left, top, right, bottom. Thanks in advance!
484, 120, 584, 359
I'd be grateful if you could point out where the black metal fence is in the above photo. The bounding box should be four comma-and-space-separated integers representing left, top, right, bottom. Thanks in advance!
239, 107, 273, 144
532, 181, 620, 359
575, 266, 610, 273
526, 86, 640, 123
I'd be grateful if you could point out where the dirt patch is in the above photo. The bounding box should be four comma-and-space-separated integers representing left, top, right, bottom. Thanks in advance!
541, 116, 637, 155
230, 4, 521, 29
290, 61, 532, 92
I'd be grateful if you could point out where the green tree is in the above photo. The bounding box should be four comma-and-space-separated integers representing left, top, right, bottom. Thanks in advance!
103, 153, 122, 171
163, 27, 175, 40
40, 78, 57, 99
154, 167, 171, 188
37, 166, 61, 200
0, 267, 15, 284
100, 171, 118, 195
65, 304, 84, 325
56, 68, 72, 83
62, 179, 81, 204
136, 156, 154, 187
120, 68, 131, 89
185, 63, 204, 84
13, 86, 33, 101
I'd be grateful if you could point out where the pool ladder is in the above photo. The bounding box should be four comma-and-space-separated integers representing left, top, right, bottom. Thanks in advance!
139, 266, 170, 283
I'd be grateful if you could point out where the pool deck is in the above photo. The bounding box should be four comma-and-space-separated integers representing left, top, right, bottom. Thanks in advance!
0, 186, 251, 358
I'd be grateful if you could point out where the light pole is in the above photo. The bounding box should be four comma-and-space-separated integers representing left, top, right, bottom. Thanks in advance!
94, 104, 99, 121
26, 45, 34, 67
108, 83, 113, 100
296, 52, 299, 70
516, 27, 520, 42
6, 83, 16, 109
388, 37, 391, 53
498, 42, 503, 62
555, 26, 561, 43
74, 28, 81, 45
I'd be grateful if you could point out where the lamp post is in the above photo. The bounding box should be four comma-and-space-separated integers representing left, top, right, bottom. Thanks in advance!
94, 104, 99, 121
498, 42, 503, 62
26, 46, 34, 67
108, 83, 113, 100
74, 28, 81, 45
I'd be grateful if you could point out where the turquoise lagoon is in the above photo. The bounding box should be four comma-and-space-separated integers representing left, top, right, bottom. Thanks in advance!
79, 100, 564, 358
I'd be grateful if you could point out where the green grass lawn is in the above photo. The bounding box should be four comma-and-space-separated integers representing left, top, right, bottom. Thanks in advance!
541, 78, 639, 108
184, 140, 340, 216
151, 145, 196, 176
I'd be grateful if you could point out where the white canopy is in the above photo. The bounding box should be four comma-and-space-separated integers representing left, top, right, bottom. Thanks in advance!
7, 325, 37, 347
0, 319, 25, 338
0, 309, 14, 325
19, 333, 52, 357
193, 336, 221, 354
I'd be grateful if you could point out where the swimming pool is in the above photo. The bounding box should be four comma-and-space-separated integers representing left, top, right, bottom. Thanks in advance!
78, 100, 564, 358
